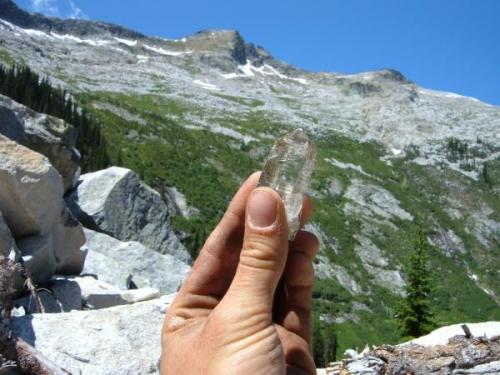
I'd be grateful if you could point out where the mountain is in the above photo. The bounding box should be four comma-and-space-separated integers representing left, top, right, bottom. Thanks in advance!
1, 0, 499, 354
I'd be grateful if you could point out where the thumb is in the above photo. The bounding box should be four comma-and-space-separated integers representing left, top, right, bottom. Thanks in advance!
225, 187, 289, 307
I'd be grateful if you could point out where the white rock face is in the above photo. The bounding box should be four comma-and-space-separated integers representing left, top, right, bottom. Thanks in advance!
344, 179, 413, 224
166, 186, 199, 218
0, 135, 86, 286
11, 295, 176, 375
354, 235, 405, 295
67, 167, 192, 263
83, 229, 190, 294
0, 135, 63, 238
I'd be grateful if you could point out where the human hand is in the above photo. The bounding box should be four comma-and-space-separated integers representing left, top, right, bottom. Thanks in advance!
161, 172, 319, 375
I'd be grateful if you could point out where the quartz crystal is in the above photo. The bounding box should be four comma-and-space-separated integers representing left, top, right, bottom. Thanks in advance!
258, 128, 316, 240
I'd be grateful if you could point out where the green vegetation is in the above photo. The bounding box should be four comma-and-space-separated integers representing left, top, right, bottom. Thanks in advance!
395, 228, 434, 337
212, 93, 265, 107
75, 91, 499, 353
312, 314, 338, 367
0, 64, 109, 172
3, 72, 492, 357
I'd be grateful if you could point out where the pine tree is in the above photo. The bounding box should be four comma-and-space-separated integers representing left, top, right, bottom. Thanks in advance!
322, 322, 338, 364
311, 314, 324, 367
396, 228, 434, 337
0, 63, 110, 173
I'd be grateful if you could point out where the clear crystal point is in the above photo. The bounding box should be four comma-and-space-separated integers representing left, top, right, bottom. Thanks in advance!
258, 128, 316, 240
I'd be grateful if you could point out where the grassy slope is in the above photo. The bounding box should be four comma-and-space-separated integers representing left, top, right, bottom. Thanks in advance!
79, 91, 500, 355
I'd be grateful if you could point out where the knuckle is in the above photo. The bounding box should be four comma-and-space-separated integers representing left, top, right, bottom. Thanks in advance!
240, 235, 282, 271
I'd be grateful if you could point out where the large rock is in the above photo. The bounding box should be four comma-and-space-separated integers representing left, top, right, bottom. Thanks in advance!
11, 295, 176, 375
67, 167, 192, 262
0, 94, 80, 192
17, 234, 56, 285
52, 206, 87, 275
0, 135, 86, 284
83, 229, 190, 294
0, 135, 63, 238
0, 209, 24, 293
0, 209, 18, 258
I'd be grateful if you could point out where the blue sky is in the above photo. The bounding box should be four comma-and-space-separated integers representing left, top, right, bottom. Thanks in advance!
16, 0, 500, 105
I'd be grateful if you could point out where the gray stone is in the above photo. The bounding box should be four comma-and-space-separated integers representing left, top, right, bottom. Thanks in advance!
18, 234, 56, 285
76, 276, 126, 309
165, 186, 199, 219
15, 290, 66, 314
50, 277, 84, 311
0, 135, 63, 238
52, 206, 87, 275
120, 287, 160, 304
0, 209, 19, 258
67, 167, 191, 262
0, 94, 80, 192
14, 277, 82, 314
83, 229, 190, 294
327, 177, 344, 197
344, 179, 414, 223
428, 227, 466, 257
11, 295, 176, 375
0, 135, 87, 283
0, 100, 26, 143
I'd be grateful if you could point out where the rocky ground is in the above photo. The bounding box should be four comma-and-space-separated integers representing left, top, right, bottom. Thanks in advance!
0, 94, 191, 373
320, 322, 500, 375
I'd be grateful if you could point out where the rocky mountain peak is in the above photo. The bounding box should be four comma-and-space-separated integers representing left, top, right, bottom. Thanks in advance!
0, 0, 144, 38
185, 28, 273, 67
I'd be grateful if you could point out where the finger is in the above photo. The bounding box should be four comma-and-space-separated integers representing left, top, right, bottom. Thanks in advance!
280, 231, 319, 344
224, 187, 289, 308
276, 325, 316, 375
299, 195, 313, 228
273, 230, 318, 321
169, 172, 260, 320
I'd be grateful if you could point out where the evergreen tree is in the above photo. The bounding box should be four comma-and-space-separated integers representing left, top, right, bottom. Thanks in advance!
322, 322, 338, 364
312, 314, 324, 367
396, 228, 434, 337
311, 314, 338, 367
0, 63, 110, 172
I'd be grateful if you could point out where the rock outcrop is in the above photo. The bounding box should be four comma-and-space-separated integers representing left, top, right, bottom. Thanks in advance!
83, 228, 190, 293
11, 295, 175, 375
0, 134, 86, 289
67, 167, 191, 263
0, 95, 81, 192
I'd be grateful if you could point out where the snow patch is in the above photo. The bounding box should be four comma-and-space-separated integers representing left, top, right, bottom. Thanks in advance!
50, 32, 110, 47
137, 55, 149, 64
193, 80, 219, 91
222, 60, 308, 84
403, 322, 500, 347
114, 37, 137, 47
419, 88, 480, 103
326, 158, 371, 177
24, 28, 52, 39
391, 148, 402, 156
143, 44, 191, 56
